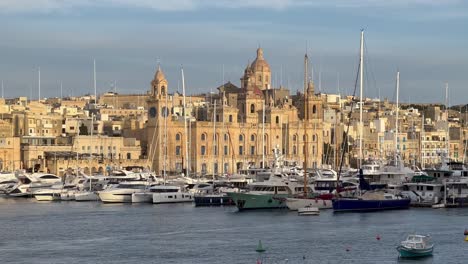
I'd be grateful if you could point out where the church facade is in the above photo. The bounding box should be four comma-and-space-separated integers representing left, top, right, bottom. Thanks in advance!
146, 48, 324, 176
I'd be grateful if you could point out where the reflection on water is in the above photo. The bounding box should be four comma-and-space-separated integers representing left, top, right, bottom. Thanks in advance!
0, 195, 466, 264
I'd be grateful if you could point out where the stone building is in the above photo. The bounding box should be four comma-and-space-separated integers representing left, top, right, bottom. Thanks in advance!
146, 49, 324, 176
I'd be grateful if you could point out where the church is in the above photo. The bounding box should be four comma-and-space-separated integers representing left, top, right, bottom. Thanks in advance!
146, 48, 324, 176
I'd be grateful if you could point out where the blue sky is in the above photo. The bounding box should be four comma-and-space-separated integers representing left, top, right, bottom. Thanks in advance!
0, 0, 467, 105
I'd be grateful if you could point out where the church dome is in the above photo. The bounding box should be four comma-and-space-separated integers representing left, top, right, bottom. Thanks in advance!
154, 65, 166, 82
250, 48, 270, 72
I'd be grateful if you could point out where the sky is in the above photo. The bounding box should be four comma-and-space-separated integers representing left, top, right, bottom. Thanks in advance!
0, 0, 467, 105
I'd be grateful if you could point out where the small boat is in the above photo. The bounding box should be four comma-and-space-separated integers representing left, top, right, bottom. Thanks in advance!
464, 229, 468, 236
432, 203, 446, 209
255, 240, 266, 253
397, 234, 433, 258
298, 207, 319, 216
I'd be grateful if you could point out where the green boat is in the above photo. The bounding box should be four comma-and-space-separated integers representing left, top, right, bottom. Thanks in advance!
227, 172, 304, 211
397, 234, 433, 258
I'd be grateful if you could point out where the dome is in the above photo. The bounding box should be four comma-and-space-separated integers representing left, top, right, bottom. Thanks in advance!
154, 65, 166, 81
250, 48, 270, 72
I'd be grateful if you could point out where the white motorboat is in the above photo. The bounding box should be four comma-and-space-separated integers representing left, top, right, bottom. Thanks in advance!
8, 173, 62, 197
98, 181, 150, 203
152, 185, 193, 204
34, 188, 63, 201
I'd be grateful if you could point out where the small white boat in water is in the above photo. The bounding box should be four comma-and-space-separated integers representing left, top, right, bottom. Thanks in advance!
298, 207, 319, 216
152, 185, 193, 204
98, 181, 150, 203
34, 188, 62, 201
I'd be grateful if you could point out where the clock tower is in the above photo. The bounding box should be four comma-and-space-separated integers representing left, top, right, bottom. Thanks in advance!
147, 65, 169, 173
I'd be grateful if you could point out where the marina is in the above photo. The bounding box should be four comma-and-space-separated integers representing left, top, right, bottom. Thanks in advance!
1, 196, 467, 263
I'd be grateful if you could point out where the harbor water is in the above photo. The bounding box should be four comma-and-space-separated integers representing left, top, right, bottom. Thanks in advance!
0, 196, 467, 264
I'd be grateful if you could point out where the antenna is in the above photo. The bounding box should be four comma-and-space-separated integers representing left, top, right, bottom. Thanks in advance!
60, 81, 63, 99
1, 80, 3, 99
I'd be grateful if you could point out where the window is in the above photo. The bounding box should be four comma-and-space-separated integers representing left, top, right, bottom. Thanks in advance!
239, 146, 244, 155
224, 146, 228, 155
229, 115, 233, 122
275, 116, 279, 124
250, 104, 255, 114
293, 135, 297, 141
239, 134, 244, 142
126, 153, 131, 159
161, 86, 166, 95
224, 133, 228, 141
313, 105, 317, 114
259, 75, 262, 81
250, 146, 255, 155
293, 146, 297, 155
251, 134, 255, 141
176, 134, 181, 141
201, 133, 206, 141
201, 146, 206, 155
175, 146, 181, 156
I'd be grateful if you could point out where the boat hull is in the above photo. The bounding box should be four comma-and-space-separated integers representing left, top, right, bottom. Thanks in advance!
286, 198, 333, 210
397, 245, 433, 258
35, 194, 61, 201
332, 198, 411, 212
152, 192, 193, 204
75, 192, 99, 201
132, 193, 153, 203
99, 192, 133, 203
227, 192, 289, 210
194, 194, 234, 206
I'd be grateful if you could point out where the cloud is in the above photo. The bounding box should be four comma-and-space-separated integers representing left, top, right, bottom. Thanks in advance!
0, 0, 461, 13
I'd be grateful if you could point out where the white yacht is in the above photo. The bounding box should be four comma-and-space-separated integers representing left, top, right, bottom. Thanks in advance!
98, 181, 150, 203
34, 186, 63, 201
152, 185, 193, 204
8, 173, 62, 197
401, 182, 444, 205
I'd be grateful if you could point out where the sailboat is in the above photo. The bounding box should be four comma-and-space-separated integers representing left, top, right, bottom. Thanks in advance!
332, 33, 411, 212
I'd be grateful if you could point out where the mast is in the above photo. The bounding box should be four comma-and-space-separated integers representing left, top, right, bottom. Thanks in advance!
1, 80, 4, 99
38, 67, 41, 101
395, 71, 400, 166
445, 83, 449, 162
212, 99, 217, 179
359, 30, 364, 169
262, 100, 266, 169
303, 52, 309, 197
163, 87, 168, 184
93, 59, 97, 105
181, 67, 189, 177
421, 113, 425, 169
222, 65, 226, 174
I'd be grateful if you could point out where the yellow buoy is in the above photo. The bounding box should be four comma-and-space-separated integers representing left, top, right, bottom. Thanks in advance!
465, 235, 468, 241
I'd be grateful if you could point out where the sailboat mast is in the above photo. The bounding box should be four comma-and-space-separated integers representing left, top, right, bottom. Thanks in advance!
262, 100, 265, 169
445, 83, 449, 162
359, 30, 364, 169
303, 53, 309, 196
213, 99, 217, 179
421, 113, 425, 169
181, 68, 189, 177
163, 89, 168, 184
38, 67, 41, 101
93, 59, 97, 105
395, 71, 400, 166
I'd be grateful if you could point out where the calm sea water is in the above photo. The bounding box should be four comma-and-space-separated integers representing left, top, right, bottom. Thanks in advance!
0, 196, 467, 264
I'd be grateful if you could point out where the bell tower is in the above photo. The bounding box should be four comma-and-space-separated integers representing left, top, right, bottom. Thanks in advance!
151, 65, 168, 100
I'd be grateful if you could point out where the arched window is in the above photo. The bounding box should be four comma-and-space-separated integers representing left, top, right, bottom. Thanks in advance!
250, 104, 255, 114
229, 115, 233, 122
126, 153, 131, 159
312, 105, 317, 114
312, 135, 316, 142
176, 133, 181, 141
293, 146, 297, 155
224, 133, 229, 141
201, 133, 206, 141
275, 116, 279, 124
239, 134, 244, 142
161, 86, 166, 95
293, 135, 297, 141
251, 134, 256, 141
303, 134, 307, 141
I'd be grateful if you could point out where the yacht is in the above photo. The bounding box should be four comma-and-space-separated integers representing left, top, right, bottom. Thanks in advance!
8, 173, 62, 197
152, 185, 193, 204
98, 181, 150, 203
401, 182, 444, 206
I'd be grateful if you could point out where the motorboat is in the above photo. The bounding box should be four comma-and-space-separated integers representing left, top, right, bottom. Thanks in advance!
98, 181, 151, 203
8, 173, 62, 197
152, 185, 193, 204
397, 234, 433, 258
